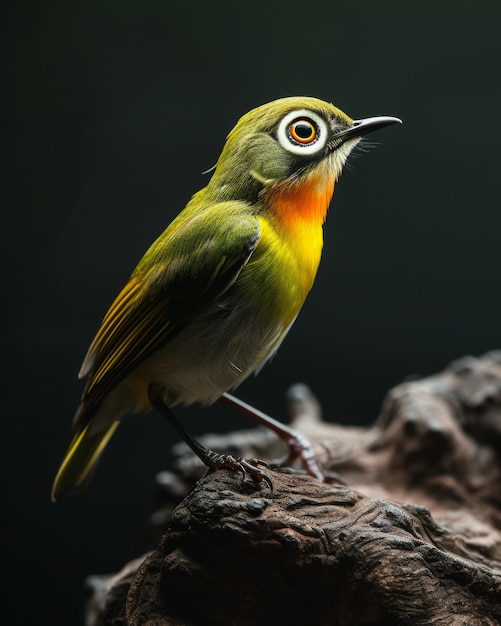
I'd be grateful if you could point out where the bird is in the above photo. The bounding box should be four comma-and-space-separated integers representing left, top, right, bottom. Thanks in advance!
52, 96, 401, 500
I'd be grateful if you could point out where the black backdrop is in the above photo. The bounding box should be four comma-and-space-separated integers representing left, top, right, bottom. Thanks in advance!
4, 2, 500, 624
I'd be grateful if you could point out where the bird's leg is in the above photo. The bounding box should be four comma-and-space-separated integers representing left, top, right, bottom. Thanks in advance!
148, 384, 273, 489
220, 392, 326, 482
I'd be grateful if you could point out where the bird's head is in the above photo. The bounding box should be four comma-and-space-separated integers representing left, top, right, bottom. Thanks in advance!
207, 96, 401, 202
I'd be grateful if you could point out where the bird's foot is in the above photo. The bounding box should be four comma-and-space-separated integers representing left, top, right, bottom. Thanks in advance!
221, 392, 329, 483
204, 450, 273, 490
148, 384, 274, 490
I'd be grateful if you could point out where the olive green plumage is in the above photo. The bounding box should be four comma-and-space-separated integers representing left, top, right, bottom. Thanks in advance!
52, 96, 400, 500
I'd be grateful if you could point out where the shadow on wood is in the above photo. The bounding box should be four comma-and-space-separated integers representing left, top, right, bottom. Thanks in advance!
86, 352, 501, 625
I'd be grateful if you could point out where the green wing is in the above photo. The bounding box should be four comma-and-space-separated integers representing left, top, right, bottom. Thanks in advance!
76, 201, 260, 422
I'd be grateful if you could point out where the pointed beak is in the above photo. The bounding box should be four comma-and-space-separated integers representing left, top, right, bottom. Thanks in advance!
333, 115, 402, 147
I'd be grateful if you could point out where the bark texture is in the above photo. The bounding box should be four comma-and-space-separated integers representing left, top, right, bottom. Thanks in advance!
86, 352, 501, 626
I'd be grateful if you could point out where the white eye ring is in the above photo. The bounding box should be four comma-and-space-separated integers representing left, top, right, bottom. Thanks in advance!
277, 109, 328, 156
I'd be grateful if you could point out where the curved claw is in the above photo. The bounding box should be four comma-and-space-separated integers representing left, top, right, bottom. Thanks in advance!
237, 458, 274, 491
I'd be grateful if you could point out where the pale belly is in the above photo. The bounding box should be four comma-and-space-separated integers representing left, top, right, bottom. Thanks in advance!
138, 293, 296, 407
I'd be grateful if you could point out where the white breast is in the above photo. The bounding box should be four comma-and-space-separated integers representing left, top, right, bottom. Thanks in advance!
138, 295, 295, 406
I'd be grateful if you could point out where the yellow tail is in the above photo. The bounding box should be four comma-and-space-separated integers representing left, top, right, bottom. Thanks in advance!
51, 421, 119, 501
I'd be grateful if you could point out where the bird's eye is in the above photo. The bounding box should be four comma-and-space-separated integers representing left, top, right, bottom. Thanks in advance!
277, 109, 328, 155
288, 119, 318, 145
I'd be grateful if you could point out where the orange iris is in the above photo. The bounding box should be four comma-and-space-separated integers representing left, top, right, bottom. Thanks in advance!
288, 119, 317, 144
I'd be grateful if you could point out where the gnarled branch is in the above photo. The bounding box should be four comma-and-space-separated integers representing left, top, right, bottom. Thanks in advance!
86, 352, 501, 626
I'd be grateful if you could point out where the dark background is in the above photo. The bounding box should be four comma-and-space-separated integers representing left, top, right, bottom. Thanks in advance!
4, 2, 500, 624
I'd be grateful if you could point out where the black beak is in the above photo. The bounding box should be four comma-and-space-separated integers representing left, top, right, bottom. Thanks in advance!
333, 115, 402, 147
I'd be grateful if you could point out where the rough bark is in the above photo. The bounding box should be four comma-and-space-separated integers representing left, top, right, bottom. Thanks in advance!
86, 351, 501, 626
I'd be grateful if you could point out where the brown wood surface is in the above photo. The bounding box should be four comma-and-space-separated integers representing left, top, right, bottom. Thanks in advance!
85, 352, 501, 626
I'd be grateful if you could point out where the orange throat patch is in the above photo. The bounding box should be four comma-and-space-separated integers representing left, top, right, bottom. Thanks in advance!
264, 167, 336, 292
269, 168, 335, 231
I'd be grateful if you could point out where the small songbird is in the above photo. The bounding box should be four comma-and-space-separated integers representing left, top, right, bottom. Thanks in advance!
52, 96, 401, 500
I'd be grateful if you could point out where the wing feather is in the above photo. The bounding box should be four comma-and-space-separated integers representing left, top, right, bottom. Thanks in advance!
75, 202, 260, 424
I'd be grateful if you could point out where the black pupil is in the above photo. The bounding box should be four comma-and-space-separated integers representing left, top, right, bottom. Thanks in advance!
295, 122, 313, 139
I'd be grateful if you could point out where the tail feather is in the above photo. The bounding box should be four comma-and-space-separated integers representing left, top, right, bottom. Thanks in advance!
51, 421, 120, 501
